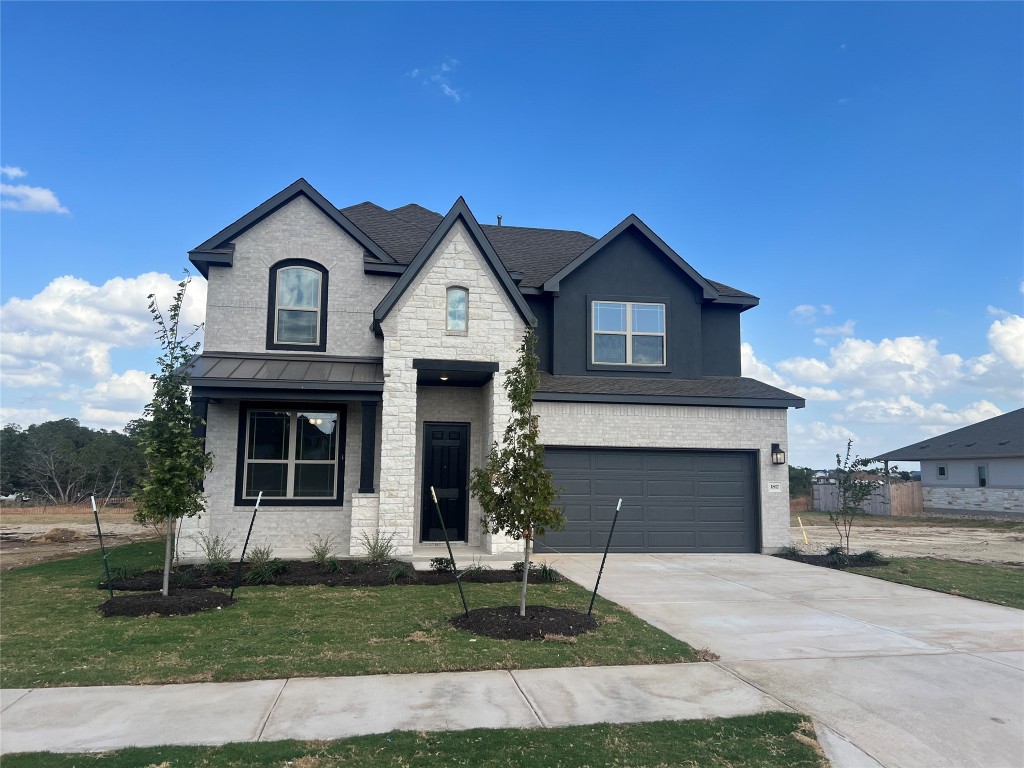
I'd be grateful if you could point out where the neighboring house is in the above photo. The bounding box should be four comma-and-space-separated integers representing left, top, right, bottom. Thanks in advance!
178, 179, 804, 561
875, 409, 1024, 513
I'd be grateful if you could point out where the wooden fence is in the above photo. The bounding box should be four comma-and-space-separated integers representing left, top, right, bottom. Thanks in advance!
812, 481, 923, 517
0, 499, 138, 516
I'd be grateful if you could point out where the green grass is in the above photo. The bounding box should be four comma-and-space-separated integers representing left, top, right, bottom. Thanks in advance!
2, 714, 825, 768
791, 510, 1024, 531
848, 557, 1024, 609
0, 542, 697, 688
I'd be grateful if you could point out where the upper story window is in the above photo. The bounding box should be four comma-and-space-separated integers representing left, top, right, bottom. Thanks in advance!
267, 260, 328, 352
447, 286, 468, 333
592, 300, 665, 366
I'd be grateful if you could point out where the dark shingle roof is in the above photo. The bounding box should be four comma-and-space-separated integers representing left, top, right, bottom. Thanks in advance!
535, 373, 804, 408
875, 408, 1024, 461
341, 201, 750, 296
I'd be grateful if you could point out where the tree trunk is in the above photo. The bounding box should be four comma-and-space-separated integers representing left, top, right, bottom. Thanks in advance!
161, 513, 174, 597
519, 533, 532, 617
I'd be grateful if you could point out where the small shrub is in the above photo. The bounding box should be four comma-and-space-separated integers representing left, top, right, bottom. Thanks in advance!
775, 546, 803, 560
823, 545, 849, 568
245, 544, 289, 584
853, 549, 885, 565
109, 563, 139, 580
170, 569, 198, 588
307, 535, 342, 572
360, 529, 397, 565
387, 563, 417, 583
512, 560, 535, 575
461, 559, 492, 577
535, 561, 560, 582
350, 559, 366, 574
429, 557, 455, 573
195, 532, 233, 576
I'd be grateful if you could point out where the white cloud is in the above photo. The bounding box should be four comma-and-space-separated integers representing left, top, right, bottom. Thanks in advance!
839, 396, 1003, 429
740, 342, 788, 387
1, 166, 27, 179
789, 304, 833, 324
787, 385, 844, 401
410, 57, 463, 102
814, 319, 856, 338
82, 369, 154, 413
1, 183, 70, 214
986, 314, 1024, 370
0, 273, 206, 390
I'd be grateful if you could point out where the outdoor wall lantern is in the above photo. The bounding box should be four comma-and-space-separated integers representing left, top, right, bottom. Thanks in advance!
771, 443, 786, 465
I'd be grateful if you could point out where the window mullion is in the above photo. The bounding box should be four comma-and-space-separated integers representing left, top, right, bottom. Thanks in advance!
625, 302, 633, 364
286, 411, 297, 497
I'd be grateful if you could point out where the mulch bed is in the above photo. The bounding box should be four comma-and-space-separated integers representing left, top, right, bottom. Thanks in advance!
775, 553, 890, 570
451, 605, 598, 641
98, 589, 234, 617
100, 560, 554, 591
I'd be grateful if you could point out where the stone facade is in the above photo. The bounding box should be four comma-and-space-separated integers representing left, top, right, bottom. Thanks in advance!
375, 222, 526, 556
533, 402, 792, 550
924, 486, 1024, 513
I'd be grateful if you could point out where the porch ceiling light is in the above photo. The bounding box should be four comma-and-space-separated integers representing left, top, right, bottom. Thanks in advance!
439, 373, 449, 381
771, 443, 786, 465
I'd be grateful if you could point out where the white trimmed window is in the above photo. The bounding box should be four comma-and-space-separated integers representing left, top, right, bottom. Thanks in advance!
592, 301, 666, 365
275, 266, 322, 344
447, 286, 468, 332
243, 409, 341, 499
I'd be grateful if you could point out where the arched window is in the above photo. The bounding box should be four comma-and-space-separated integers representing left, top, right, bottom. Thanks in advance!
267, 260, 328, 351
446, 286, 468, 333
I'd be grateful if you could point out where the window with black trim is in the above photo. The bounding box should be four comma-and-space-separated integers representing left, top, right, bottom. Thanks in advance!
592, 300, 666, 365
937, 465, 947, 479
267, 260, 328, 351
240, 407, 344, 503
446, 286, 468, 333
977, 464, 988, 488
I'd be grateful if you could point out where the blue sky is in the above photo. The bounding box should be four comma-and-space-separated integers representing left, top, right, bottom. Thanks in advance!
2, 1, 1021, 469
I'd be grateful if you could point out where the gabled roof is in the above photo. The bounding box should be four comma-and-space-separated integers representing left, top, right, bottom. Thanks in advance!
874, 408, 1024, 461
542, 214, 718, 298
372, 197, 537, 331
188, 179, 392, 277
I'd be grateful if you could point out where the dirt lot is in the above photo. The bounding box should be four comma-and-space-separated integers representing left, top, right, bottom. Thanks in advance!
0, 509, 159, 571
792, 515, 1024, 566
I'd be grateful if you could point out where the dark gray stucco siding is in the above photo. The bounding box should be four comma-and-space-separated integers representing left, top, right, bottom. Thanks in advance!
551, 227, 704, 378
701, 305, 742, 376
526, 295, 553, 372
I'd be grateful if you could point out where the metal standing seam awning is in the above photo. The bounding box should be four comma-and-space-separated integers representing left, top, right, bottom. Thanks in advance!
187, 352, 385, 494
187, 352, 385, 402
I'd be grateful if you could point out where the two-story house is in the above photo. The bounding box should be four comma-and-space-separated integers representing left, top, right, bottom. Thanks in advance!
178, 179, 804, 561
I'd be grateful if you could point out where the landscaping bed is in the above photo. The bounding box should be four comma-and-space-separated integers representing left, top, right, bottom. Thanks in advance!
100, 558, 533, 590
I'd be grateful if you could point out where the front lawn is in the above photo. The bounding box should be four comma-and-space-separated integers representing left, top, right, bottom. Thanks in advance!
2, 715, 826, 768
0, 542, 697, 688
848, 557, 1024, 610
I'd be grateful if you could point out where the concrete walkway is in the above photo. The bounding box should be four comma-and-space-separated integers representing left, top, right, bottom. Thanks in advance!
1, 663, 787, 755
547, 553, 1024, 768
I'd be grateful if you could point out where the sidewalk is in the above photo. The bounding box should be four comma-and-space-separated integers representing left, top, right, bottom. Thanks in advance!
1, 664, 788, 755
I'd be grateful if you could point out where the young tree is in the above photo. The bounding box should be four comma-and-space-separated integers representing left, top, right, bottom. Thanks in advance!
830, 439, 876, 558
469, 328, 563, 617
134, 274, 212, 596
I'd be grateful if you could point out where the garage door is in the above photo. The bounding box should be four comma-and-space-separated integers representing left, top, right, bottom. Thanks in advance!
535, 448, 759, 553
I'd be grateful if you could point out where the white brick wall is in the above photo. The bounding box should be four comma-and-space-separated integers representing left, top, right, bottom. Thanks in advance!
203, 195, 392, 357
533, 402, 792, 550
179, 398, 375, 561
378, 222, 526, 556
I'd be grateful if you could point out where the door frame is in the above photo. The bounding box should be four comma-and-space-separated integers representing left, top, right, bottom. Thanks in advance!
420, 421, 471, 542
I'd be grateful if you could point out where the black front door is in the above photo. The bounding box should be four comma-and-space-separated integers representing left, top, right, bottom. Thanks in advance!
421, 423, 469, 541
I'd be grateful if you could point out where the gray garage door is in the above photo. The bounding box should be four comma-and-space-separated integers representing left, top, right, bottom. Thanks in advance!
535, 448, 759, 553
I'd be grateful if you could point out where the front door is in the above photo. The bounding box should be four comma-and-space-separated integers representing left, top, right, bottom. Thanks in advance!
421, 423, 469, 541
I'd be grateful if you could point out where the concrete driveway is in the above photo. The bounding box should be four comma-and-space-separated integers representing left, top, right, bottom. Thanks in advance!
547, 553, 1024, 768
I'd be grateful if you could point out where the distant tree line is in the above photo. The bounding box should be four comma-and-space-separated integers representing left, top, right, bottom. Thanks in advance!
0, 418, 146, 506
